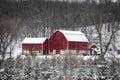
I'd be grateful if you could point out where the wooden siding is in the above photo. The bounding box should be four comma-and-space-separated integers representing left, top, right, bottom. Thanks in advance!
68, 42, 88, 50
22, 39, 48, 55
49, 31, 67, 53
22, 44, 43, 50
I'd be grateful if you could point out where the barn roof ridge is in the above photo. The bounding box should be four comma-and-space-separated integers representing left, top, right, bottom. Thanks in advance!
57, 30, 89, 42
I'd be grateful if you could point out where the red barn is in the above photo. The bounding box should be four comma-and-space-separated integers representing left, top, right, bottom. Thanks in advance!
22, 38, 48, 55
49, 30, 89, 54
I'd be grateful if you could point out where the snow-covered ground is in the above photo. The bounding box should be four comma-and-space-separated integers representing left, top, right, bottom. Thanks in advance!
0, 43, 22, 60
12, 45, 22, 59
105, 51, 120, 63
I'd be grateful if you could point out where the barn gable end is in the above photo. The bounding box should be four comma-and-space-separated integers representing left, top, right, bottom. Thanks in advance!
49, 31, 68, 54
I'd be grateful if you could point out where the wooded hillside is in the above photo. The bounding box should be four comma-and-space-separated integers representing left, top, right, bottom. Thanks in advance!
0, 0, 120, 37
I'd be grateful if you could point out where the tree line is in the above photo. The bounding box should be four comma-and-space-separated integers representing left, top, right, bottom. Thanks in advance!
0, 0, 120, 36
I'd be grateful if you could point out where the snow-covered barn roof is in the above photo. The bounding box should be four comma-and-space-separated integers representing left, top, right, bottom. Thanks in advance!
58, 30, 89, 42
22, 37, 47, 44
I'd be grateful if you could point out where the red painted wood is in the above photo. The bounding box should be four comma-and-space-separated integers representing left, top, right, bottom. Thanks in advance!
49, 31, 89, 54
68, 42, 88, 50
22, 39, 48, 54
49, 31, 67, 53
22, 44, 43, 50
91, 45, 97, 48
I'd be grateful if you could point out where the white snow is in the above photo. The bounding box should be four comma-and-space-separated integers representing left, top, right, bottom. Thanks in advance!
58, 30, 89, 42
0, 43, 22, 60
36, 55, 52, 59
22, 37, 47, 44
105, 51, 120, 62
12, 46, 22, 59
0, 69, 5, 72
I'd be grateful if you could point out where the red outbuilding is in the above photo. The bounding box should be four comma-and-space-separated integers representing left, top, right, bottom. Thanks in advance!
89, 45, 97, 55
22, 38, 48, 55
49, 30, 89, 54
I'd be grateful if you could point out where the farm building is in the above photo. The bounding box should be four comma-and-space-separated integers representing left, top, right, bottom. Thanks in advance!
22, 37, 48, 55
89, 45, 97, 55
49, 30, 89, 54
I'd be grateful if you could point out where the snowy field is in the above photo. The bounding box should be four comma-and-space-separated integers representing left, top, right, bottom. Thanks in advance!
0, 42, 120, 80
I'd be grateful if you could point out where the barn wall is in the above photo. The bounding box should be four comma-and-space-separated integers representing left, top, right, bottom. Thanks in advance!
49, 31, 67, 53
22, 44, 43, 51
68, 42, 88, 50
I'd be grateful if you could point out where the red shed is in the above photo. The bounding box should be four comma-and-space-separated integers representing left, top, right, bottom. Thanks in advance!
22, 38, 48, 55
89, 45, 97, 55
49, 30, 89, 54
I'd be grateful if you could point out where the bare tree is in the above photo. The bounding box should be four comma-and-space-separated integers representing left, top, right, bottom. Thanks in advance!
92, 15, 120, 59
0, 17, 22, 61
